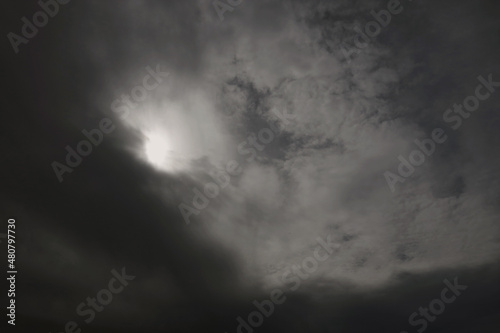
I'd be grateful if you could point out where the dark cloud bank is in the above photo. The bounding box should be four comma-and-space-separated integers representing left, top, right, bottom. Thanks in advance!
1, 0, 500, 332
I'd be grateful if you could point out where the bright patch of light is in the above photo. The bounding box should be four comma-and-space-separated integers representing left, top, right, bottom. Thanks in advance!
144, 131, 169, 168
118, 91, 231, 173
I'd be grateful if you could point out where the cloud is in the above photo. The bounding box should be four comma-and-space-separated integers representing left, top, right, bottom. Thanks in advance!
2, 0, 500, 331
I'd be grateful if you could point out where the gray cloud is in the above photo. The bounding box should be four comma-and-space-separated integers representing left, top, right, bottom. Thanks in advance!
2, 0, 500, 331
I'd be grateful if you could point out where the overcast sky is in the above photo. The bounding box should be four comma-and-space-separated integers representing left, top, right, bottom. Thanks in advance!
2, 0, 500, 332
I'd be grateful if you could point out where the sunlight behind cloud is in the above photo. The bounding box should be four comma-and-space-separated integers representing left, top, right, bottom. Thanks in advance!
116, 85, 232, 173
144, 130, 170, 168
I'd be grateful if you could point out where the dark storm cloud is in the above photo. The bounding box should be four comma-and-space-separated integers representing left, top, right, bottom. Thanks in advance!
2, 0, 245, 330
2, 0, 500, 332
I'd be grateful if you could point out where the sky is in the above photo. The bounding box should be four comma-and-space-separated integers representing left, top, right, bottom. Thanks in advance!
2, 0, 500, 332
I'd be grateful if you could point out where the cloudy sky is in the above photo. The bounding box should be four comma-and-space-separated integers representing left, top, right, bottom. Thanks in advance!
2, 0, 500, 332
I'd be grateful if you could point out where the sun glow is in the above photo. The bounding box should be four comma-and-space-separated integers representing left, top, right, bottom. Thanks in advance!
144, 131, 170, 168
122, 93, 230, 173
